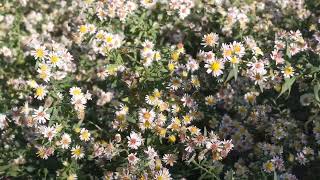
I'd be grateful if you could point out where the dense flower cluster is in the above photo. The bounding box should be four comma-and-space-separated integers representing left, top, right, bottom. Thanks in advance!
0, 0, 320, 179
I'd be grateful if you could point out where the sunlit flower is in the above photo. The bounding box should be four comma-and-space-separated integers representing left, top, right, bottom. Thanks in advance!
282, 65, 294, 78
32, 45, 47, 60
60, 133, 72, 149
79, 128, 91, 142
71, 145, 84, 159
163, 154, 177, 167
127, 132, 143, 149
32, 106, 50, 124
205, 59, 224, 77
35, 85, 47, 100
202, 33, 219, 47
42, 126, 57, 142
127, 153, 139, 165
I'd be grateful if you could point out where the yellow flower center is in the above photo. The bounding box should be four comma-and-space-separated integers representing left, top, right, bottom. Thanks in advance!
284, 66, 293, 75
96, 33, 105, 40
247, 95, 255, 103
36, 49, 45, 58
50, 55, 60, 64
105, 36, 113, 43
153, 91, 161, 98
154, 52, 161, 60
224, 49, 232, 57
171, 51, 180, 61
144, 0, 153, 3
72, 89, 82, 96
81, 131, 90, 140
233, 45, 241, 53
190, 127, 198, 134
37, 149, 46, 159
144, 120, 151, 128
143, 112, 151, 120
73, 148, 82, 156
205, 36, 214, 45
210, 62, 221, 72
207, 97, 215, 105
116, 114, 125, 121
184, 115, 191, 123
168, 63, 175, 71
36, 87, 44, 96
168, 135, 176, 143
39, 72, 48, 80
79, 25, 87, 33
230, 56, 239, 64
39, 64, 48, 71
265, 162, 274, 171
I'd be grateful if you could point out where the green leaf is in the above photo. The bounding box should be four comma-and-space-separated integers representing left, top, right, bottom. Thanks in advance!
127, 116, 136, 123
225, 69, 234, 83
121, 97, 129, 102
314, 82, 320, 102
278, 77, 296, 98
234, 65, 238, 81
273, 171, 279, 180
225, 65, 238, 83
147, 137, 152, 145
310, 66, 320, 74
0, 164, 11, 172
